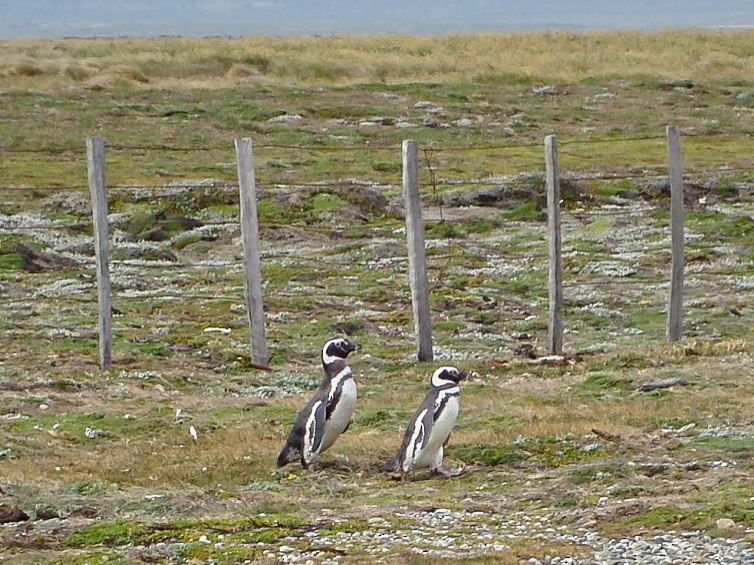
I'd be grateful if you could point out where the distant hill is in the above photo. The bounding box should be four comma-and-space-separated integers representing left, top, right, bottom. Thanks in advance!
3, 0, 753, 39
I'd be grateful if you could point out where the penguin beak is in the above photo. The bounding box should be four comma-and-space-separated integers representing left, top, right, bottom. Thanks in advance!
458, 370, 469, 382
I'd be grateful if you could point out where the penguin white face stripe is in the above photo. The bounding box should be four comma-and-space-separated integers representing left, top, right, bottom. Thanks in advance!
322, 338, 354, 366
431, 366, 462, 388
322, 348, 340, 367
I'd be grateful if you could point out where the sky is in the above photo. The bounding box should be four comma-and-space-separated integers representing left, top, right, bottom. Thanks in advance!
2, 1, 753, 39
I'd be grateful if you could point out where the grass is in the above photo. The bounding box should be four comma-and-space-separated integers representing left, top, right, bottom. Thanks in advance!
2, 29, 754, 564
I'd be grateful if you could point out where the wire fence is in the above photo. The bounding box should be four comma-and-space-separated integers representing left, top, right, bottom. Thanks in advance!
2, 130, 754, 369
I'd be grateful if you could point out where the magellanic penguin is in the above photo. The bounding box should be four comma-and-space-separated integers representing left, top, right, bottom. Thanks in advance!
276, 337, 359, 470
387, 366, 468, 480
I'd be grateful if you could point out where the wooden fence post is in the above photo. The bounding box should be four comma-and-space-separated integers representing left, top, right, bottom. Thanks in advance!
666, 125, 684, 342
544, 134, 563, 355
235, 138, 269, 366
402, 140, 433, 362
86, 137, 112, 370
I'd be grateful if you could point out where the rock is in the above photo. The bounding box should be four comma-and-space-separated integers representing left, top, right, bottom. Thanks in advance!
279, 545, 296, 553
0, 504, 29, 523
10, 243, 80, 273
267, 114, 303, 123
414, 100, 436, 109
638, 377, 689, 392
452, 118, 475, 127
361, 116, 394, 126
532, 85, 558, 95
69, 506, 98, 518
35, 506, 59, 520
716, 518, 736, 529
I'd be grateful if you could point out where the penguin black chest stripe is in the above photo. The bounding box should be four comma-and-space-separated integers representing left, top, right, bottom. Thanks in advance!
433, 386, 460, 422
325, 366, 352, 420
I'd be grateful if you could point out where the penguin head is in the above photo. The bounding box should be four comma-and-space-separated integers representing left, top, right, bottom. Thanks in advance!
322, 337, 358, 366
430, 366, 468, 388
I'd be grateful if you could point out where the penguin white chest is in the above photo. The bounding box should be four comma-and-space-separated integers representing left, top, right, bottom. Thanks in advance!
321, 376, 357, 451
416, 395, 459, 468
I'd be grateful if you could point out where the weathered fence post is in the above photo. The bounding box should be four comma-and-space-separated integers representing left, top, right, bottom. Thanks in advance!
402, 140, 433, 362
86, 137, 112, 370
545, 134, 563, 355
666, 125, 684, 342
235, 138, 269, 366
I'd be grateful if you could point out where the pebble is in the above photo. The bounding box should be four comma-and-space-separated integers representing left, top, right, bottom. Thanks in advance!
272, 508, 754, 564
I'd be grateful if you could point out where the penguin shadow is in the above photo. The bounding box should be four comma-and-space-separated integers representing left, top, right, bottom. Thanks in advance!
380, 454, 477, 482
305, 456, 365, 475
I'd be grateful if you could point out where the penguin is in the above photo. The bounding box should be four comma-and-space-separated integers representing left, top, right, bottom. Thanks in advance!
387, 366, 468, 480
276, 337, 359, 470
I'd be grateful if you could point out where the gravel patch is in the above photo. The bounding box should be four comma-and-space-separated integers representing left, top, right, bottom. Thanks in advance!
266, 508, 754, 564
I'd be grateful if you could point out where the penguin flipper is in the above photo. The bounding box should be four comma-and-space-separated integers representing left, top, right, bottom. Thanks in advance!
302, 399, 327, 466
397, 407, 434, 474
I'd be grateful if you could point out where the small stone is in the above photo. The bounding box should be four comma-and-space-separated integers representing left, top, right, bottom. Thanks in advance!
368, 517, 387, 525
267, 114, 303, 123
716, 518, 736, 529
39, 403, 50, 411
532, 85, 557, 95
279, 545, 295, 553
35, 506, 59, 520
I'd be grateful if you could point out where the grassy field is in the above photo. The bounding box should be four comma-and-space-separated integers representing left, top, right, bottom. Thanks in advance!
2, 30, 754, 564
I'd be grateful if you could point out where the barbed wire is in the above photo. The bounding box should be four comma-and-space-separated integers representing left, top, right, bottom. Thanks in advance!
2, 130, 752, 156
0, 224, 91, 231
4, 164, 752, 195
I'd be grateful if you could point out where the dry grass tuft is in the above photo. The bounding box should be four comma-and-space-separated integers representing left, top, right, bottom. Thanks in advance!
108, 64, 149, 84
62, 63, 97, 82
227, 63, 262, 82
1, 29, 753, 90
